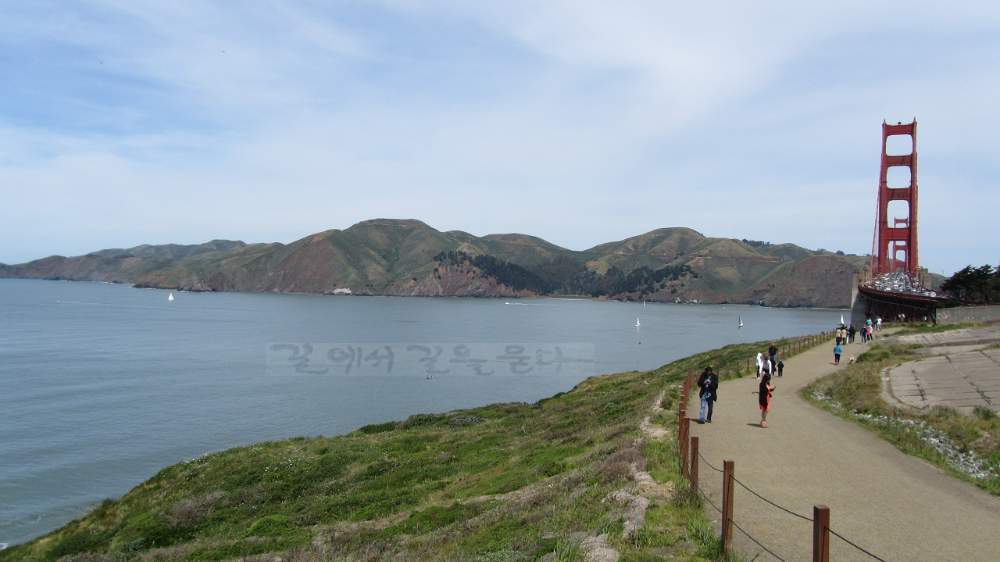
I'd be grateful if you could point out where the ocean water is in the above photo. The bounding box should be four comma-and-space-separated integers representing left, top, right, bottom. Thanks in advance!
0, 279, 840, 546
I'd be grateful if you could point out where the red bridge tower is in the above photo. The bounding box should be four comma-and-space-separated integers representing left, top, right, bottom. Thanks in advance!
871, 120, 919, 276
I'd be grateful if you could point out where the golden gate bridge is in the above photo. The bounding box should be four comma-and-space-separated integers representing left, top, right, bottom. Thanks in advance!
851, 120, 943, 325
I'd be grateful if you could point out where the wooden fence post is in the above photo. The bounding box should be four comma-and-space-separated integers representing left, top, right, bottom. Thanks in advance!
721, 460, 735, 552
813, 505, 830, 562
678, 401, 686, 435
680, 417, 690, 476
690, 436, 699, 494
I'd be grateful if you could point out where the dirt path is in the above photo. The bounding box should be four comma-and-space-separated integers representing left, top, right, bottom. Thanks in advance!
689, 338, 1000, 561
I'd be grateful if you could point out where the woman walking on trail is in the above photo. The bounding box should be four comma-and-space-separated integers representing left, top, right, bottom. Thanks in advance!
759, 372, 774, 428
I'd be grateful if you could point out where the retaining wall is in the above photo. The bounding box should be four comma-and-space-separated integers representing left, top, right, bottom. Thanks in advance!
936, 305, 1000, 325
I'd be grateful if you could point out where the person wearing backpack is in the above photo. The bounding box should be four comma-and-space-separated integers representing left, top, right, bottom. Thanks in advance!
697, 366, 719, 424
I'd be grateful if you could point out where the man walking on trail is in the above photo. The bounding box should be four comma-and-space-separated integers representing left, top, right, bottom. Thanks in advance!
697, 366, 719, 424
759, 371, 774, 428
768, 342, 778, 367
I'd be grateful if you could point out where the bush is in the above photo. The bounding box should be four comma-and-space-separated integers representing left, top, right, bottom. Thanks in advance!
975, 406, 998, 422
357, 421, 398, 434
245, 514, 293, 538
45, 530, 111, 561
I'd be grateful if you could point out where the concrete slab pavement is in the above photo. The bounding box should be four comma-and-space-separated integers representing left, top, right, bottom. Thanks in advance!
882, 327, 1000, 413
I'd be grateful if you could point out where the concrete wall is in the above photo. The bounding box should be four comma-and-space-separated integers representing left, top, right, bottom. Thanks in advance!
937, 305, 1000, 325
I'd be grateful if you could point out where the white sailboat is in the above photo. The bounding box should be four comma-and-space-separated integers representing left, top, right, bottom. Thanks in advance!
840, 314, 845, 326
636, 317, 641, 345
738, 315, 743, 328
168, 292, 174, 301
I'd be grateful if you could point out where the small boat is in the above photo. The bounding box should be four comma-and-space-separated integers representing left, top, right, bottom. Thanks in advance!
168, 292, 174, 301
738, 315, 743, 328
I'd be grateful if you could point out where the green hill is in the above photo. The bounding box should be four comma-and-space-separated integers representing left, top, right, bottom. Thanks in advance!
0, 219, 867, 307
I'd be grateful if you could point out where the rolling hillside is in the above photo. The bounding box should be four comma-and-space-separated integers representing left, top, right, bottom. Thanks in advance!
0, 219, 866, 307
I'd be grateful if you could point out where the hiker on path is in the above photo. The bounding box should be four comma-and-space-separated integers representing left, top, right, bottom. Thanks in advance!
834, 343, 843, 365
776, 359, 784, 377
759, 371, 774, 428
758, 352, 773, 381
697, 366, 719, 424
768, 342, 778, 367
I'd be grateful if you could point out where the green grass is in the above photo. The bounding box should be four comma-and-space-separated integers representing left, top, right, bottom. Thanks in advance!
3, 334, 830, 562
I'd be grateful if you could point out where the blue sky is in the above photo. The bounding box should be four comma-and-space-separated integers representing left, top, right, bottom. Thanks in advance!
2, 1, 998, 276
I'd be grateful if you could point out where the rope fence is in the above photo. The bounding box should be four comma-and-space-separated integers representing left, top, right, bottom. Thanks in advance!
732, 476, 813, 522
731, 518, 790, 562
676, 331, 889, 562
699, 487, 723, 515
697, 449, 723, 473
829, 529, 890, 562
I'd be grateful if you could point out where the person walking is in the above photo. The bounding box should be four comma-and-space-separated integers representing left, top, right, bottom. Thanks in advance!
697, 366, 719, 424
759, 371, 774, 428
834, 343, 843, 365
768, 342, 778, 367
761, 352, 773, 378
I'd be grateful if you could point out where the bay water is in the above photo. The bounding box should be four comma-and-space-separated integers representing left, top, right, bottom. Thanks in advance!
0, 278, 839, 546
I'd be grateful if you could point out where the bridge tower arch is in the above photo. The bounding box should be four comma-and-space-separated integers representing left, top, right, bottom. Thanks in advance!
871, 120, 919, 276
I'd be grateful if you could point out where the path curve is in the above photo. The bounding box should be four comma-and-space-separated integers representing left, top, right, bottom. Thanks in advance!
689, 338, 1000, 562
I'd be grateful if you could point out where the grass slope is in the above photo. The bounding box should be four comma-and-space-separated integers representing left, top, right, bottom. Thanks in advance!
1, 338, 821, 562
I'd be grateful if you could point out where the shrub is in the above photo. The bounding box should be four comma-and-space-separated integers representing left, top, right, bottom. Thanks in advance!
975, 406, 998, 422
245, 514, 293, 538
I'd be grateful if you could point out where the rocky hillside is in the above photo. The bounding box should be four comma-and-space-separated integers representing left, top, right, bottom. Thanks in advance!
0, 219, 867, 307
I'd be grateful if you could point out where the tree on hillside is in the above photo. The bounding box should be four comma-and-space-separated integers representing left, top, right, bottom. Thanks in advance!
940, 264, 1000, 305
434, 251, 550, 293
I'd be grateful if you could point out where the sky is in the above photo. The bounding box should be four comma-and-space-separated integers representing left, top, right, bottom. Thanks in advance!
1, 1, 998, 276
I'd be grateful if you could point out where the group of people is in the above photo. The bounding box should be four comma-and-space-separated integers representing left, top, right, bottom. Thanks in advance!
837, 319, 878, 349
698, 342, 780, 428
756, 342, 783, 379
856, 320, 877, 344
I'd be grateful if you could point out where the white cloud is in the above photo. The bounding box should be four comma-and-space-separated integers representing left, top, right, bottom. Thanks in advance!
1, 1, 997, 276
